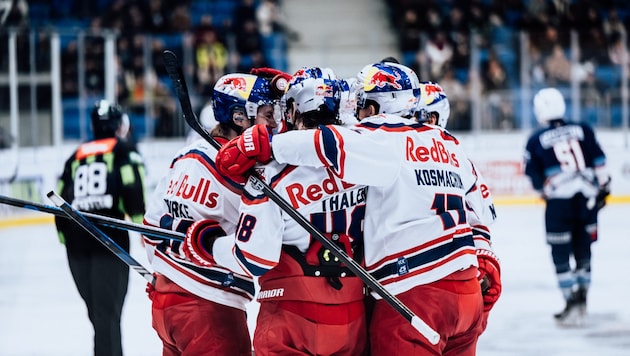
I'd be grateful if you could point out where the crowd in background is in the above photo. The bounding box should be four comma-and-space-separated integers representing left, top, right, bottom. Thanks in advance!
1, 0, 629, 138
387, 0, 629, 130
1, 0, 291, 138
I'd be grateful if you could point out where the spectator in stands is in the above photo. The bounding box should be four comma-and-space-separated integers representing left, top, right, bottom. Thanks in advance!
580, 28, 612, 67
256, 0, 298, 41
193, 19, 228, 96
169, 4, 192, 33
425, 30, 453, 80
607, 31, 628, 76
482, 55, 509, 92
236, 18, 263, 57
449, 29, 471, 73
234, 0, 257, 25
147, 0, 169, 33
399, 8, 422, 56
482, 54, 513, 129
544, 44, 572, 86
439, 67, 470, 131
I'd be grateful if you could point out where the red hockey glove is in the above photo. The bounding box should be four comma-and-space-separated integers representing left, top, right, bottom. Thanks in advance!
183, 219, 226, 268
476, 249, 502, 312
250, 67, 290, 79
216, 124, 272, 183
250, 67, 291, 98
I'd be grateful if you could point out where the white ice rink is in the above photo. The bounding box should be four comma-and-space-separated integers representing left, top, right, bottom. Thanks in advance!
1, 203, 629, 355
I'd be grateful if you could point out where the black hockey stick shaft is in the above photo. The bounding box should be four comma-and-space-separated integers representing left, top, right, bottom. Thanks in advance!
0, 194, 184, 241
47, 191, 155, 284
161, 50, 439, 344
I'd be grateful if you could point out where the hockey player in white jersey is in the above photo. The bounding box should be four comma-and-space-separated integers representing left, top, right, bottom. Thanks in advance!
207, 67, 368, 355
416, 81, 501, 331
215, 62, 500, 355
142, 70, 289, 355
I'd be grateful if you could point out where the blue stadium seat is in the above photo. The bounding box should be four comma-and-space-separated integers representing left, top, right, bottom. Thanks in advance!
29, 3, 52, 26
154, 34, 184, 52
128, 113, 148, 138
401, 51, 417, 68
594, 65, 621, 88
454, 68, 469, 84
62, 97, 86, 140
609, 104, 623, 127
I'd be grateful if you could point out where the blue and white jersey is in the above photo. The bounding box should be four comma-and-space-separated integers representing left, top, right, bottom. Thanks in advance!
524, 120, 609, 199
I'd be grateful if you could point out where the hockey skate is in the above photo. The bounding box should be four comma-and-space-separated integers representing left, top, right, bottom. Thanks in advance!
554, 288, 587, 327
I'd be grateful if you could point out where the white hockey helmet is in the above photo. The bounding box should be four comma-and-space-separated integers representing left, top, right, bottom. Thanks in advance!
355, 62, 421, 118
416, 81, 450, 128
533, 87, 566, 124
282, 66, 341, 126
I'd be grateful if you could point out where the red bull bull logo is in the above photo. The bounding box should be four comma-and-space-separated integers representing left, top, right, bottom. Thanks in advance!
424, 83, 443, 96
315, 84, 333, 97
222, 76, 248, 91
367, 69, 402, 90
421, 83, 446, 105
290, 68, 311, 85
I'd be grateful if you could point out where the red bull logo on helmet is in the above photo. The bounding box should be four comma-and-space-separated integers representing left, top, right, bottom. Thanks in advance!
421, 82, 446, 105
364, 67, 402, 91
217, 75, 255, 97
289, 68, 311, 86
315, 84, 334, 98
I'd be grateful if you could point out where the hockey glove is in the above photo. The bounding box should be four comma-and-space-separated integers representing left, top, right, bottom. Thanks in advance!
250, 67, 292, 99
476, 249, 502, 312
596, 179, 611, 210
183, 219, 226, 268
216, 124, 273, 183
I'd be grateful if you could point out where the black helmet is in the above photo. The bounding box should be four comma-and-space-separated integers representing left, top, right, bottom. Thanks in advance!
91, 100, 123, 139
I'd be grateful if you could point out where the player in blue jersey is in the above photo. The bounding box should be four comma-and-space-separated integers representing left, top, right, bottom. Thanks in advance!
524, 87, 611, 326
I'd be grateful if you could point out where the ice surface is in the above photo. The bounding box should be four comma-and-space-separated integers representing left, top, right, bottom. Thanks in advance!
0, 203, 628, 355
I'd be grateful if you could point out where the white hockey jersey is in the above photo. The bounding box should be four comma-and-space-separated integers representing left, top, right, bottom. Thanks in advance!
267, 114, 497, 298
213, 154, 367, 303
143, 138, 255, 310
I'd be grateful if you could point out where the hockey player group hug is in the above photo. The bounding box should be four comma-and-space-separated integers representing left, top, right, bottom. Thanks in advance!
139, 58, 610, 356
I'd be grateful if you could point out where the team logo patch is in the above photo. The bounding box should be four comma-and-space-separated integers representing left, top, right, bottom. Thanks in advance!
397, 257, 409, 276
222, 273, 235, 287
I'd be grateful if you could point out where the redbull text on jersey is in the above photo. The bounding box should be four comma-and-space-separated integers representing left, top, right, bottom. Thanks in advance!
406, 136, 460, 168
166, 174, 219, 208
285, 170, 356, 209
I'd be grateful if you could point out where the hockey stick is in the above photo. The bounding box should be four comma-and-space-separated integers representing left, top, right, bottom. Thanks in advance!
47, 191, 155, 284
162, 50, 440, 344
0, 194, 184, 241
